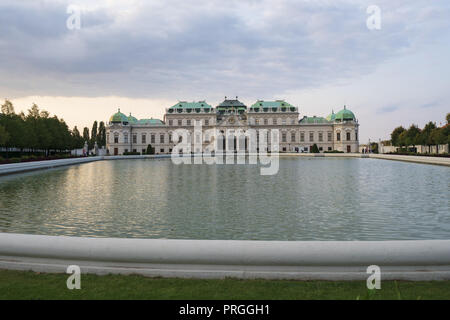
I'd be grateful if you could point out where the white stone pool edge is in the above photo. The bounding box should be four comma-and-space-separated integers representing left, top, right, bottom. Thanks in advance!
0, 233, 449, 281
0, 153, 449, 176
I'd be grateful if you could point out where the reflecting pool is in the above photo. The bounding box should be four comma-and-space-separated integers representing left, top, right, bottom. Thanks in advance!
0, 157, 449, 240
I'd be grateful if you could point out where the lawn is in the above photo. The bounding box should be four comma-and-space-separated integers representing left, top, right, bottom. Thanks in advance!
0, 269, 449, 300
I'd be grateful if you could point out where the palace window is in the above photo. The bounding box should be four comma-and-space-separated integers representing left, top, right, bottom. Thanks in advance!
124, 133, 128, 144
300, 132, 305, 142
205, 119, 209, 126
291, 132, 296, 142
355, 131, 358, 141
328, 132, 332, 141
346, 132, 351, 141
282, 132, 287, 142
282, 118, 286, 125
264, 118, 268, 125
178, 119, 182, 126
187, 119, 191, 126
273, 118, 277, 125
319, 132, 323, 142
151, 134, 155, 144
169, 120, 173, 126
142, 134, 146, 144
160, 134, 165, 143
337, 132, 341, 141
114, 134, 119, 144
132, 134, 137, 144
309, 132, 314, 142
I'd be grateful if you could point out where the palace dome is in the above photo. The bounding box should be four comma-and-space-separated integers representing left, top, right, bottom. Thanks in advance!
109, 109, 129, 124
334, 106, 356, 122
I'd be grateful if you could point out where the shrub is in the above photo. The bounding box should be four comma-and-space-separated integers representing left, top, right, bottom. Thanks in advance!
310, 144, 320, 153
324, 150, 344, 153
123, 151, 141, 155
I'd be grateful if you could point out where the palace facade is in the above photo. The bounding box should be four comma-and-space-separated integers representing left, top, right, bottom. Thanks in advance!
106, 98, 359, 155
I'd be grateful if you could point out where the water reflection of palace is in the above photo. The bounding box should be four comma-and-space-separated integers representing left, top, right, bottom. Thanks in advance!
106, 97, 359, 155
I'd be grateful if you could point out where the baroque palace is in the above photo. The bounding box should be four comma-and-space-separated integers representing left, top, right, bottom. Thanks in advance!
106, 97, 359, 155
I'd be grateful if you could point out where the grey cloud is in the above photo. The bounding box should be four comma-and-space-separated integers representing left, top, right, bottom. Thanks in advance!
378, 105, 399, 113
0, 0, 449, 99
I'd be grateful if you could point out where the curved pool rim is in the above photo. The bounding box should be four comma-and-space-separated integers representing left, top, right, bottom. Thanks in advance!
1, 233, 449, 280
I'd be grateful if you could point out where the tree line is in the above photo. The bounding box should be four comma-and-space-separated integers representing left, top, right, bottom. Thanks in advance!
0, 99, 106, 156
390, 113, 450, 152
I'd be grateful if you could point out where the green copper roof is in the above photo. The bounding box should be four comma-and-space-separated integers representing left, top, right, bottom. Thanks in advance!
109, 109, 129, 123
299, 116, 330, 124
250, 100, 295, 109
326, 110, 336, 121
127, 113, 138, 124
137, 118, 164, 125
169, 101, 212, 109
334, 106, 356, 121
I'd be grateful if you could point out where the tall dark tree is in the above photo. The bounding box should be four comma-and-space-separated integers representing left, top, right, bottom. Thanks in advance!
0, 99, 92, 156
83, 127, 90, 147
96, 121, 106, 147
0, 124, 9, 146
1, 99, 14, 115
420, 122, 437, 153
90, 121, 98, 149
406, 124, 421, 150
71, 126, 84, 148
391, 126, 406, 147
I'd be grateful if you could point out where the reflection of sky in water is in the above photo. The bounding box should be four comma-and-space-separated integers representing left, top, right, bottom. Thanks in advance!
0, 158, 449, 240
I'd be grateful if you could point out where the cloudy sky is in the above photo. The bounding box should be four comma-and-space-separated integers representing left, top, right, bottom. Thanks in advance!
1, 0, 449, 142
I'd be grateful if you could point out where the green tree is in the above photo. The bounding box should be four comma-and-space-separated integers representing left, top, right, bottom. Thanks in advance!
447, 113, 450, 125
430, 127, 445, 153
391, 126, 406, 146
146, 144, 155, 155
420, 122, 437, 153
405, 124, 421, 151
1, 99, 15, 115
398, 130, 408, 150
0, 124, 10, 146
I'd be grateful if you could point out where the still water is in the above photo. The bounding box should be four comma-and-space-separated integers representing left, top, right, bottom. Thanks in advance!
0, 158, 449, 240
